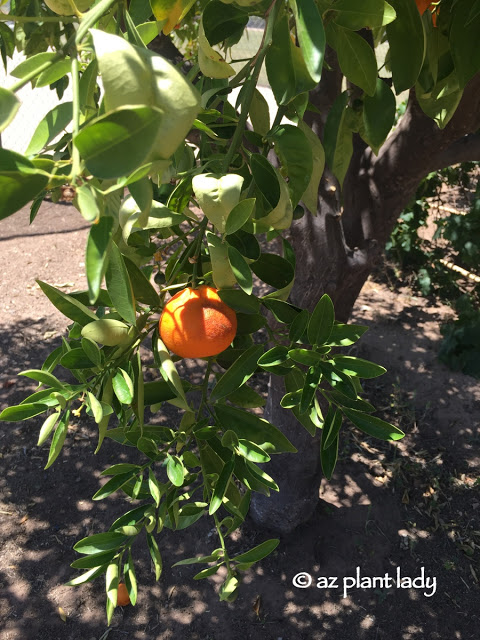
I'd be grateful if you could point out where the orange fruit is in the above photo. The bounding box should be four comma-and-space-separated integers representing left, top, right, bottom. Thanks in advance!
117, 582, 130, 607
159, 285, 237, 359
415, 0, 438, 26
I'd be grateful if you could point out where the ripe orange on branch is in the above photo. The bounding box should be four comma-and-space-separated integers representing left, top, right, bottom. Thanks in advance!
117, 583, 130, 606
159, 285, 237, 359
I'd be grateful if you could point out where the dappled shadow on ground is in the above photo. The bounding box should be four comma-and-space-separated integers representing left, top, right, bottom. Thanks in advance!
1, 300, 479, 640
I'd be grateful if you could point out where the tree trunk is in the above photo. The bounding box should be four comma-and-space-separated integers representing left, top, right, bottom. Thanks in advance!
250, 72, 480, 533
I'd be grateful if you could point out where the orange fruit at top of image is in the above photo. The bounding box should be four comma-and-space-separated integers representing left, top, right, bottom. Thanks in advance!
415, 0, 438, 26
117, 583, 131, 607
159, 285, 237, 359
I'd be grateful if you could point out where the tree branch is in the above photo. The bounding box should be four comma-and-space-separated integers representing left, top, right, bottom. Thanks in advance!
429, 133, 480, 172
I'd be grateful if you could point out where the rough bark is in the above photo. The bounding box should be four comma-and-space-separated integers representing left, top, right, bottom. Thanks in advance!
251, 72, 480, 534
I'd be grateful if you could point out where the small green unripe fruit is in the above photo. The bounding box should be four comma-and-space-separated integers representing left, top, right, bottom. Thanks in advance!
154, 272, 166, 285
44, 0, 93, 15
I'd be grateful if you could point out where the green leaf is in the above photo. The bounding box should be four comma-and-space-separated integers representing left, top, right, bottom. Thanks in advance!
71, 550, 119, 569
267, 124, 313, 207
37, 280, 98, 326
327, 323, 368, 346
249, 89, 270, 137
203, 0, 248, 45
45, 410, 69, 469
232, 539, 279, 564
106, 559, 120, 612
166, 454, 185, 487
146, 532, 163, 580
386, 0, 425, 93
289, 309, 310, 343
148, 469, 162, 507
289, 348, 328, 366
343, 408, 405, 441
251, 253, 294, 290
74, 532, 127, 555
322, 405, 343, 449
362, 78, 396, 152
217, 289, 260, 314
65, 564, 109, 586
297, 121, 325, 214
333, 0, 397, 29
60, 348, 95, 370
209, 457, 235, 515
3, 402, 49, 423
74, 106, 162, 179
19, 369, 64, 390
76, 182, 103, 224
0, 87, 20, 133
172, 553, 220, 567
250, 154, 280, 211
323, 91, 353, 187
210, 345, 264, 403
85, 216, 114, 304
37, 412, 59, 446
228, 384, 266, 409
308, 294, 335, 346
227, 245, 252, 295
215, 404, 297, 454
124, 256, 160, 307
82, 338, 102, 368
87, 392, 104, 423
332, 355, 386, 378
81, 319, 131, 347
112, 369, 134, 405
299, 364, 322, 414
320, 428, 338, 480
334, 26, 377, 96
105, 242, 137, 324
450, 0, 480, 88
93, 470, 137, 500
290, 0, 325, 83
124, 549, 138, 605
225, 199, 256, 236
11, 51, 57, 79
0, 149, 49, 221
36, 58, 71, 88
193, 564, 222, 580
263, 299, 300, 324
266, 14, 297, 105
237, 439, 271, 463
154, 336, 190, 410
257, 345, 290, 370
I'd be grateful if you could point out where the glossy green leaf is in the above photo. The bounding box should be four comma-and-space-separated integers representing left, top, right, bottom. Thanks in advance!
154, 336, 190, 410
218, 289, 260, 314
251, 253, 294, 290
362, 78, 396, 152
85, 216, 114, 304
215, 404, 297, 454
60, 348, 95, 370
37, 412, 59, 446
232, 538, 279, 564
0, 87, 20, 133
249, 89, 270, 137
210, 345, 264, 403
228, 384, 266, 409
308, 294, 335, 346
263, 299, 300, 324
71, 549, 119, 570
11, 51, 57, 79
322, 405, 343, 449
167, 454, 185, 486
93, 470, 137, 500
203, 0, 248, 45
386, 0, 425, 93
343, 408, 405, 440
237, 439, 271, 463
112, 369, 134, 404
19, 369, 64, 389
74, 106, 162, 179
36, 58, 71, 88
76, 183, 103, 223
250, 154, 280, 211
299, 364, 322, 414
297, 121, 325, 214
450, 0, 480, 88
226, 245, 252, 294
266, 14, 297, 105
124, 550, 138, 605
225, 199, 256, 236
290, 0, 325, 83
105, 242, 137, 324
0, 149, 49, 221
323, 91, 353, 187
44, 410, 69, 469
124, 256, 160, 307
267, 124, 313, 207
37, 280, 98, 326
327, 323, 368, 346
146, 532, 163, 580
333, 0, 396, 29
87, 391, 103, 423
209, 457, 235, 515
320, 429, 338, 480
332, 355, 386, 378
65, 564, 109, 587
334, 26, 377, 96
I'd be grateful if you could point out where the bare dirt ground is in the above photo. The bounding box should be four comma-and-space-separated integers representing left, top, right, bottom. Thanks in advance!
0, 203, 479, 640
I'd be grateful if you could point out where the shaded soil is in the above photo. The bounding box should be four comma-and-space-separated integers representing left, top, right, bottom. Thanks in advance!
0, 204, 479, 640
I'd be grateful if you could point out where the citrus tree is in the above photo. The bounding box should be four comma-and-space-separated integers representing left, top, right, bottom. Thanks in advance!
0, 0, 479, 619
